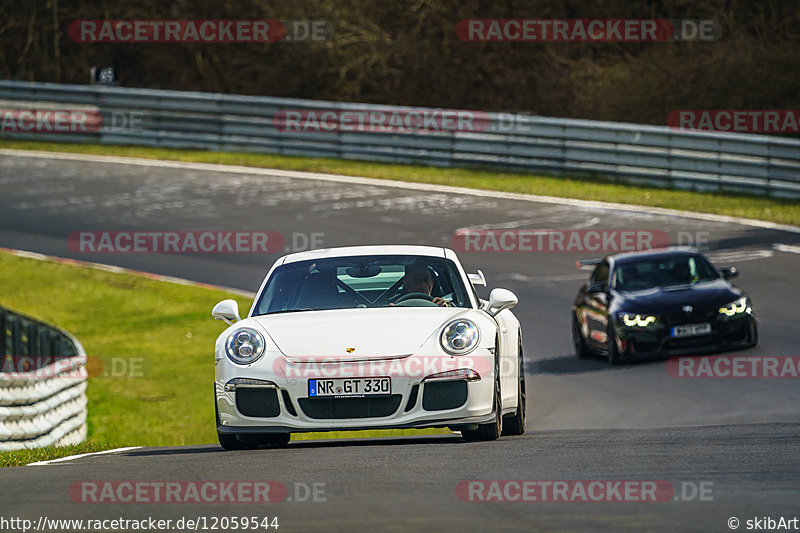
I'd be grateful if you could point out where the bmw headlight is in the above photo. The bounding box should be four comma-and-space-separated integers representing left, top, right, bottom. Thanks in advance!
618, 313, 657, 327
225, 327, 266, 365
719, 297, 750, 317
440, 319, 480, 355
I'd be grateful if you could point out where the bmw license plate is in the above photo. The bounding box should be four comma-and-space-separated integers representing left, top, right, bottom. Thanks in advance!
308, 377, 391, 398
670, 323, 712, 338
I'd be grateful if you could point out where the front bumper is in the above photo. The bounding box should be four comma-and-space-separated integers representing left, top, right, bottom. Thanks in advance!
613, 314, 756, 358
215, 352, 496, 434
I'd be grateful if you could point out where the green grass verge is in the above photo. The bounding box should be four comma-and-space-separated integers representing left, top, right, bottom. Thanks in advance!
0, 251, 449, 466
0, 441, 113, 468
1, 139, 799, 226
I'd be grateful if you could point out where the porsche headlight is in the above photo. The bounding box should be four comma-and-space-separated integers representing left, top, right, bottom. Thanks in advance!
440, 319, 480, 355
619, 313, 657, 327
719, 297, 750, 317
225, 327, 265, 365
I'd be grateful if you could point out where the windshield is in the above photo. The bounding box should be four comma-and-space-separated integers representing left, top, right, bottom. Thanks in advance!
253, 255, 472, 315
612, 255, 720, 292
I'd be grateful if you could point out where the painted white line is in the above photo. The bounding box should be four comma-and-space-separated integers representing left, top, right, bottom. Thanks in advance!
569, 216, 602, 230
3, 148, 800, 235
91, 263, 127, 274
499, 272, 587, 283
27, 446, 141, 466
707, 248, 774, 263
0, 246, 256, 298
457, 217, 602, 232
10, 250, 49, 261
456, 218, 541, 231
774, 243, 800, 255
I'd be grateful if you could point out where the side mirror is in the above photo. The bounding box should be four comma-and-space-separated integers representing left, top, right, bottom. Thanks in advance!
487, 288, 518, 317
212, 299, 241, 325
587, 282, 608, 294
721, 267, 738, 280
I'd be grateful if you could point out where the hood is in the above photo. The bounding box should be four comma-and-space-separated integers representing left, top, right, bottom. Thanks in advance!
613, 279, 742, 314
251, 307, 465, 361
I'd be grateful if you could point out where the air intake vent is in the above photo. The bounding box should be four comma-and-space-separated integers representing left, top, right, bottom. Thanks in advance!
404, 385, 420, 412
236, 388, 281, 418
422, 380, 467, 411
298, 395, 402, 419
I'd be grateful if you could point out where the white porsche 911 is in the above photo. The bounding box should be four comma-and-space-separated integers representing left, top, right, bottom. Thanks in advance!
212, 245, 525, 448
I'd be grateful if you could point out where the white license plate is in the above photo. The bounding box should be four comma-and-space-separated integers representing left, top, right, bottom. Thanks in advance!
308, 377, 391, 398
670, 323, 712, 337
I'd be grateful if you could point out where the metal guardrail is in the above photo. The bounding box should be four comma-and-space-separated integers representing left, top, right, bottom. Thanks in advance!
0, 306, 87, 451
0, 79, 798, 197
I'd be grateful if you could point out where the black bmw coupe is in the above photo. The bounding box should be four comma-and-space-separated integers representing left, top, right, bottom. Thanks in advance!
571, 248, 758, 364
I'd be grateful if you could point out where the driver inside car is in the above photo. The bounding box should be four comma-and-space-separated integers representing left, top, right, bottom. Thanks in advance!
392, 264, 451, 307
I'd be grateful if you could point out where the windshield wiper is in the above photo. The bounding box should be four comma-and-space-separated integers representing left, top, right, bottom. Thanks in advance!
263, 308, 313, 315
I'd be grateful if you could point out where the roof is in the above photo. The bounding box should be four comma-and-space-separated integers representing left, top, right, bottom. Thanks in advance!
611, 246, 702, 265
281, 245, 449, 264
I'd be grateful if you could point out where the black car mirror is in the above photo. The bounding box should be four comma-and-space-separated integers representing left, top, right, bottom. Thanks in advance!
721, 267, 738, 279
587, 282, 608, 294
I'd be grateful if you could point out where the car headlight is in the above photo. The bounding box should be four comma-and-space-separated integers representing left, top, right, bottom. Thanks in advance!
719, 297, 750, 316
618, 313, 657, 327
225, 327, 266, 365
440, 319, 480, 355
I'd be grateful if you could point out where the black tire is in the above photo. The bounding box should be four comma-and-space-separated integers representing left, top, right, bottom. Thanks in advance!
572, 314, 591, 359
215, 394, 256, 450
607, 324, 621, 365
218, 432, 259, 450
215, 390, 290, 449
463, 355, 503, 441
260, 433, 291, 447
749, 320, 759, 348
502, 341, 526, 436
218, 432, 290, 450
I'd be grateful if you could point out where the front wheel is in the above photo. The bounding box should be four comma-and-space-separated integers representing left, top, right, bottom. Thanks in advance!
218, 432, 258, 450
502, 342, 526, 436
216, 396, 258, 450
607, 324, 621, 365
572, 314, 591, 359
218, 432, 290, 450
463, 364, 503, 441
749, 320, 758, 348
216, 395, 290, 449
260, 433, 291, 446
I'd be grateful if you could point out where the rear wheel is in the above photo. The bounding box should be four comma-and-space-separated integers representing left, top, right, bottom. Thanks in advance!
502, 341, 526, 436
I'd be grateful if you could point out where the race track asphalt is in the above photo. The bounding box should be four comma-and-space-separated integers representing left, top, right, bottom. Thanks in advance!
1, 151, 799, 532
